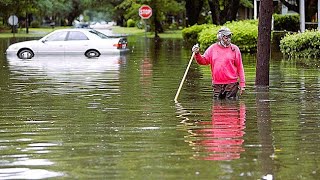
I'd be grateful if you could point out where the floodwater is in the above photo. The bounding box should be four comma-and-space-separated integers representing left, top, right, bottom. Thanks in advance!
0, 34, 319, 179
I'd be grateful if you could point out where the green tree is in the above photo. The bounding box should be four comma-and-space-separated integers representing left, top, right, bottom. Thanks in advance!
208, 0, 241, 25
184, 0, 253, 26
116, 0, 184, 38
185, 0, 204, 26
0, 0, 41, 32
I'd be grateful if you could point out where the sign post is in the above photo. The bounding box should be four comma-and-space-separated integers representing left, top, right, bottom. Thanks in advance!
139, 5, 152, 36
8, 15, 18, 37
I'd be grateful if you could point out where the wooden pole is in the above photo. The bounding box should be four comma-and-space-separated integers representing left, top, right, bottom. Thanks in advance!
174, 52, 195, 102
300, 0, 305, 32
255, 0, 273, 86
254, 0, 258, 20
318, 0, 320, 30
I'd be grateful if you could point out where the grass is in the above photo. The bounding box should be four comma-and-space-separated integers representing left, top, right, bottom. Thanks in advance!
0, 26, 183, 39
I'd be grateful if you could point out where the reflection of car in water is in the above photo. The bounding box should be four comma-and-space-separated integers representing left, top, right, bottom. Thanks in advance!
6, 29, 128, 59
176, 101, 246, 161
6, 55, 126, 94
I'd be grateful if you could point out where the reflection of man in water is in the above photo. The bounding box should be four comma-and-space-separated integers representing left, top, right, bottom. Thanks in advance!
193, 101, 246, 160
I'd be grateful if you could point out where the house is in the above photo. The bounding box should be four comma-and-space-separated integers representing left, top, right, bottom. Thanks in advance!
238, 0, 320, 32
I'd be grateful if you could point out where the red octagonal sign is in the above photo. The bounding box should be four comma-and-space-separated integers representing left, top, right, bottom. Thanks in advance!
139, 5, 152, 19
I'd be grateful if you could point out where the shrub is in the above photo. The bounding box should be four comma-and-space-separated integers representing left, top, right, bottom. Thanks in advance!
273, 13, 300, 32
126, 19, 135, 27
0, 24, 9, 32
182, 24, 213, 44
30, 20, 40, 28
198, 20, 258, 53
169, 22, 178, 30
279, 30, 320, 58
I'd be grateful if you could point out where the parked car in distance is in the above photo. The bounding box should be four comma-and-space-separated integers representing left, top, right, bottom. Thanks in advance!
6, 28, 128, 59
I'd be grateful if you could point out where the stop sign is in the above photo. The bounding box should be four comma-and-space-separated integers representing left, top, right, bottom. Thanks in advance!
139, 5, 152, 19
8, 15, 18, 26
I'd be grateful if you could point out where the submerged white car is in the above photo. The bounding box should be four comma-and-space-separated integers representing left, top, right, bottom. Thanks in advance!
6, 28, 128, 59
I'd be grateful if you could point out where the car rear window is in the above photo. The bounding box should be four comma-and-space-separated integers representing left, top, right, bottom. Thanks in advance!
88, 30, 109, 39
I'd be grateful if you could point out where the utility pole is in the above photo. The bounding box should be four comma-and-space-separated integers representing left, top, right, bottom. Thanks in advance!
255, 0, 273, 86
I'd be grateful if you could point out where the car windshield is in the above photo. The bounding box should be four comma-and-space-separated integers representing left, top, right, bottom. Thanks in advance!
88, 30, 109, 39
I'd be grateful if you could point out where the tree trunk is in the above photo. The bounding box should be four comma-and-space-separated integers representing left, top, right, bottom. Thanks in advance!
67, 0, 83, 26
154, 8, 160, 39
151, 1, 162, 39
224, 0, 240, 21
255, 0, 273, 86
26, 12, 29, 34
208, 0, 221, 24
256, 87, 274, 176
208, 0, 240, 25
185, 0, 204, 26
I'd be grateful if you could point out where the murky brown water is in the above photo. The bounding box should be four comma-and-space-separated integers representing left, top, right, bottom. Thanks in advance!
0, 35, 319, 179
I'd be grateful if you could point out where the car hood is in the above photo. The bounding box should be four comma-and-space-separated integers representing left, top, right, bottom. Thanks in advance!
6, 40, 39, 52
10, 40, 38, 47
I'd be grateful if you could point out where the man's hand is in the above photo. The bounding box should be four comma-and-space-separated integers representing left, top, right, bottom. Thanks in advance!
192, 44, 199, 54
239, 87, 245, 95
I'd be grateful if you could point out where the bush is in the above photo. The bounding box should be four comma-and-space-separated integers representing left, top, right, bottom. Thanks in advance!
279, 30, 320, 58
182, 24, 213, 44
169, 22, 178, 30
126, 19, 135, 27
30, 20, 40, 28
198, 20, 258, 53
0, 24, 9, 32
273, 13, 300, 32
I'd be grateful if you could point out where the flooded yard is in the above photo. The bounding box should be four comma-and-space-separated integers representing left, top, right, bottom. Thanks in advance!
0, 35, 319, 179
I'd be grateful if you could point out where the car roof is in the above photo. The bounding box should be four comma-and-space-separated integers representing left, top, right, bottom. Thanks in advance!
54, 28, 95, 32
42, 28, 123, 40
44, 28, 102, 38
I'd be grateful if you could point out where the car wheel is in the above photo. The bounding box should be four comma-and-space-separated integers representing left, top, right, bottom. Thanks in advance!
18, 49, 34, 59
85, 50, 100, 58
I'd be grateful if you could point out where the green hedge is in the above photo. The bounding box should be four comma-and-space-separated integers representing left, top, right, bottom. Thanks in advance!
279, 30, 320, 58
273, 13, 299, 32
181, 24, 213, 44
126, 19, 135, 27
198, 20, 258, 53
31, 21, 40, 28
0, 24, 9, 32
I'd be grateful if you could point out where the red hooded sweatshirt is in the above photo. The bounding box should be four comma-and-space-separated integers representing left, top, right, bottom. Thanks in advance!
194, 43, 246, 88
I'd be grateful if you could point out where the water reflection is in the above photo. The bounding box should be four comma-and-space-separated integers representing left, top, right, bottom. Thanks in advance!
1, 36, 320, 179
0, 168, 64, 179
256, 87, 275, 179
6, 54, 125, 95
176, 100, 246, 161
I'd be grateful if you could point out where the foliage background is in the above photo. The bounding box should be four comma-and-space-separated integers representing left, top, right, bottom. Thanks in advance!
280, 30, 320, 58
182, 20, 258, 53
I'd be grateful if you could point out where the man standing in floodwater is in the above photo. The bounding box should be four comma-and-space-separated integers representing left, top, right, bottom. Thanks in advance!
192, 27, 246, 99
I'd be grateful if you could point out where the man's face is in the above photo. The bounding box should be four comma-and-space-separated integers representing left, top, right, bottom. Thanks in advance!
222, 34, 231, 46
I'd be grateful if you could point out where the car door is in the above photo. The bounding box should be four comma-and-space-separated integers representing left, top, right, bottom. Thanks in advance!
37, 31, 68, 55
63, 31, 90, 55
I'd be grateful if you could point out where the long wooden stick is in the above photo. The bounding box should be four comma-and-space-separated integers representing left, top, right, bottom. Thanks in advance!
174, 52, 195, 102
